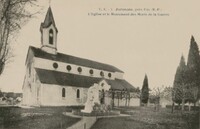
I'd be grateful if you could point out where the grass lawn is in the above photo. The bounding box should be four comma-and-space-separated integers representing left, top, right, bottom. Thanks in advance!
91, 107, 199, 129
0, 106, 81, 129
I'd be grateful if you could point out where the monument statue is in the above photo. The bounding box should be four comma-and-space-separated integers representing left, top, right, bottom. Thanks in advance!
81, 80, 111, 113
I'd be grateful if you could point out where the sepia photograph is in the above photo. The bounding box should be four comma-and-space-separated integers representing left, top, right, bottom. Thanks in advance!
0, 0, 199, 129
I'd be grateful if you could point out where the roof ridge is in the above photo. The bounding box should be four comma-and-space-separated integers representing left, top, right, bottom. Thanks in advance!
29, 46, 124, 73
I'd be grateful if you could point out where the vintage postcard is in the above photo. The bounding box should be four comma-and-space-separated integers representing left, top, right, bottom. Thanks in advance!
0, 0, 199, 129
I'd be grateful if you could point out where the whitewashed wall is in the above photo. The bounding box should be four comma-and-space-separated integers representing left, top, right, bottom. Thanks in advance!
160, 98, 172, 108
23, 53, 125, 106
129, 98, 140, 106
34, 57, 123, 80
114, 98, 140, 107
22, 57, 42, 106
40, 84, 88, 106
115, 72, 124, 79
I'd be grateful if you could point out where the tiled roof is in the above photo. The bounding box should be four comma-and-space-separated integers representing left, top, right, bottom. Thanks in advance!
29, 46, 124, 73
35, 68, 135, 91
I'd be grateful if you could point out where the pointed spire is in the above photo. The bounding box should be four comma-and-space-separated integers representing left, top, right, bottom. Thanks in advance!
40, 7, 58, 32
44, 7, 55, 26
40, 6, 58, 55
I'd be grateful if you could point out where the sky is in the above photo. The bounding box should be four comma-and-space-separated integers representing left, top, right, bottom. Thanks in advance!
0, 0, 200, 92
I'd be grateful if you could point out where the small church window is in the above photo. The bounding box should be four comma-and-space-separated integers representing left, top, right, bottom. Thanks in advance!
62, 88, 65, 97
53, 62, 58, 69
108, 73, 112, 78
100, 71, 104, 77
66, 65, 72, 71
49, 29, 53, 45
77, 89, 80, 98
77, 67, 82, 73
89, 69, 93, 75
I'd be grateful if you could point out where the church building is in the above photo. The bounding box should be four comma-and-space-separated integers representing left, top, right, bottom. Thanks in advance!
22, 7, 136, 107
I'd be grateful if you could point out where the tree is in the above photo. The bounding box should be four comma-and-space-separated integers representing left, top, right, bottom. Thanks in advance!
172, 55, 187, 105
150, 86, 164, 111
0, 0, 38, 75
140, 74, 149, 105
0, 89, 3, 97
186, 36, 200, 105
172, 36, 200, 112
172, 55, 192, 111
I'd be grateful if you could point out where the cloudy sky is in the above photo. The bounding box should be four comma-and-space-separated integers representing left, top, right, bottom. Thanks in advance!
0, 0, 200, 92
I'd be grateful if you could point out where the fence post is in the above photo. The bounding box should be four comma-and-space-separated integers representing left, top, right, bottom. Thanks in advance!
60, 121, 62, 129
84, 123, 86, 129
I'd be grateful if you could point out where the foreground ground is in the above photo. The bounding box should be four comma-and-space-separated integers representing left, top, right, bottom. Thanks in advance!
91, 107, 199, 129
0, 106, 199, 129
0, 106, 81, 129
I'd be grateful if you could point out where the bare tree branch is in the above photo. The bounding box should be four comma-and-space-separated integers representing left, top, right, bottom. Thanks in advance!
0, 0, 39, 75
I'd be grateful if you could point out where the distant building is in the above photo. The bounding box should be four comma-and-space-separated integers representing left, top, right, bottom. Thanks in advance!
22, 7, 135, 107
148, 87, 173, 108
114, 92, 140, 107
160, 87, 173, 107
2, 92, 22, 99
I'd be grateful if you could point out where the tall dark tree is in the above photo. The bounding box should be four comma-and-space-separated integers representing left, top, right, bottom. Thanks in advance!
140, 74, 149, 105
0, 89, 3, 97
186, 36, 200, 104
172, 55, 187, 105
173, 36, 200, 111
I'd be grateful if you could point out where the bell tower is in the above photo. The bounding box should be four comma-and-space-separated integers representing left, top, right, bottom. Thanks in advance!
40, 7, 58, 54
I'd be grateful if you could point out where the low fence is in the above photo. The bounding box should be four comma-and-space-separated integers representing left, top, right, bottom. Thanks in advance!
72, 109, 120, 117
166, 105, 199, 111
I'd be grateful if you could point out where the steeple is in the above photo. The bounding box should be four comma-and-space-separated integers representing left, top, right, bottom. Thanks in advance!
40, 7, 58, 55
40, 7, 58, 32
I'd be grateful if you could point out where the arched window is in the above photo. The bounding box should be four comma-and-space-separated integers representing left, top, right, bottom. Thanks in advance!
76, 89, 80, 98
62, 88, 65, 97
49, 29, 53, 45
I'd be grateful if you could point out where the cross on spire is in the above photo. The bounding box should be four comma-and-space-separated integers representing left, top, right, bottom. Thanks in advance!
49, 0, 52, 6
